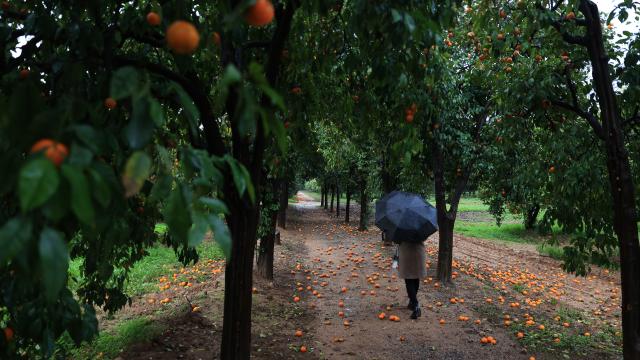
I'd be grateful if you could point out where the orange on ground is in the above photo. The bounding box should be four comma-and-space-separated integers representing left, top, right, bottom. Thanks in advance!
30, 139, 69, 167
295, 329, 303, 337
166, 20, 200, 54
439, 319, 445, 325
146, 11, 161, 26
244, 0, 274, 27
378, 312, 386, 320
293, 296, 300, 302
300, 345, 307, 353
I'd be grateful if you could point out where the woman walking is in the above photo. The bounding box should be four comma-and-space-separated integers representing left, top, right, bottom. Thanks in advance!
397, 241, 428, 319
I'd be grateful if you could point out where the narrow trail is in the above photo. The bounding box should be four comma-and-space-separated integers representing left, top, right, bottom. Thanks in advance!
281, 192, 620, 359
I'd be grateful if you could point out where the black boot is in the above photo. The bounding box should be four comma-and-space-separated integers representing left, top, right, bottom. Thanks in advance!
410, 304, 421, 319
407, 300, 416, 309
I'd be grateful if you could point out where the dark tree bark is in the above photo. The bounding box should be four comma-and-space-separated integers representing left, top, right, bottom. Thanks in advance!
330, 184, 335, 212
577, 2, 640, 357
320, 186, 325, 207
277, 180, 288, 229
345, 187, 351, 223
256, 209, 278, 280
431, 112, 485, 284
336, 184, 341, 217
324, 183, 329, 210
359, 179, 368, 231
219, 3, 297, 359
524, 204, 540, 230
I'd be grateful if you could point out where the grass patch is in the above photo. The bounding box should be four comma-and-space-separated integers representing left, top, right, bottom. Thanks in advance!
456, 197, 490, 212
125, 241, 223, 296
537, 244, 565, 260
454, 222, 548, 244
70, 317, 163, 360
69, 225, 224, 297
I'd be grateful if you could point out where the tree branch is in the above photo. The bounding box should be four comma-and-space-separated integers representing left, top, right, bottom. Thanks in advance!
549, 18, 588, 45
113, 55, 226, 156
551, 99, 605, 139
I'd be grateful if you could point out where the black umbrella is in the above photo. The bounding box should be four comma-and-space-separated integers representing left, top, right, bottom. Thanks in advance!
375, 191, 438, 243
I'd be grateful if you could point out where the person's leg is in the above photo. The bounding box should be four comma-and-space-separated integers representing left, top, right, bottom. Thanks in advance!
405, 279, 414, 307
408, 279, 418, 305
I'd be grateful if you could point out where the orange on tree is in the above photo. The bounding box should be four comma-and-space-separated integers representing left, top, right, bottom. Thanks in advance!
212, 32, 221, 46
4, 327, 14, 342
30, 139, 69, 167
244, 0, 274, 27
146, 11, 161, 26
19, 68, 29, 79
166, 20, 200, 55
104, 97, 117, 109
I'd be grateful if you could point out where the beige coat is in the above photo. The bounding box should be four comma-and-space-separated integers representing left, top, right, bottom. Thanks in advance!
398, 241, 428, 279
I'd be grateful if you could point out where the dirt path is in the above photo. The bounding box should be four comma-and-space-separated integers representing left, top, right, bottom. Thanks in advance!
112, 192, 621, 360
285, 193, 621, 359
285, 198, 524, 359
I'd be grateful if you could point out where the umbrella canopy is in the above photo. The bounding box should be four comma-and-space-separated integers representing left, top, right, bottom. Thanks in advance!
375, 191, 438, 243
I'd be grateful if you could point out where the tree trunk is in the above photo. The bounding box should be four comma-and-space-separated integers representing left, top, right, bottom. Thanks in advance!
221, 189, 260, 360
336, 184, 341, 217
256, 210, 278, 280
323, 185, 328, 209
359, 180, 368, 231
330, 184, 335, 212
320, 186, 324, 207
580, 2, 640, 358
219, 3, 297, 357
277, 180, 288, 229
345, 187, 350, 223
524, 204, 540, 230
436, 217, 455, 283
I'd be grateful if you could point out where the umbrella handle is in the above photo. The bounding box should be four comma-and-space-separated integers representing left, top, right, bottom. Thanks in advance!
391, 245, 399, 269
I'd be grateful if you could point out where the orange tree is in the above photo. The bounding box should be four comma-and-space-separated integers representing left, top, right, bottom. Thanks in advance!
0, 0, 467, 358
462, 0, 640, 357
0, 0, 299, 358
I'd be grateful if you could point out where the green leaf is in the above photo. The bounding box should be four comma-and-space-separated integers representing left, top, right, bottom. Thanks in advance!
207, 215, 231, 259
149, 175, 173, 204
110, 67, 142, 100
38, 227, 69, 302
67, 143, 93, 167
220, 65, 242, 89
88, 168, 111, 207
0, 217, 32, 264
172, 83, 200, 130
61, 165, 95, 225
125, 96, 156, 149
225, 156, 255, 203
188, 213, 209, 247
164, 185, 192, 244
199, 197, 229, 214
19, 158, 60, 212
149, 97, 165, 126
122, 151, 152, 198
